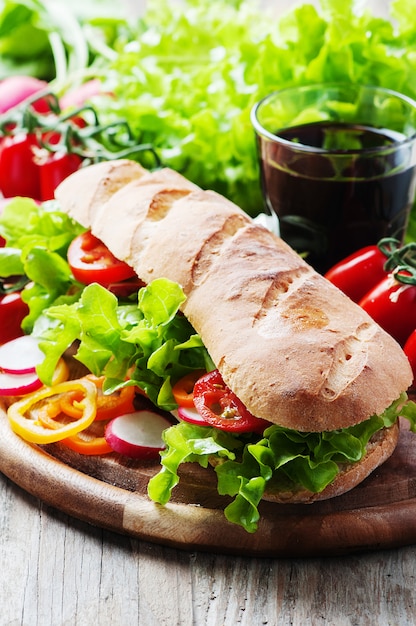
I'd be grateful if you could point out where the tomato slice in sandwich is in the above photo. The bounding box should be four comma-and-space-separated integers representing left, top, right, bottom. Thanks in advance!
68, 231, 136, 287
192, 369, 269, 433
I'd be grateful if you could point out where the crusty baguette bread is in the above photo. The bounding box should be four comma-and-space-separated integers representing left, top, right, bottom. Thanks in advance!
55, 160, 413, 432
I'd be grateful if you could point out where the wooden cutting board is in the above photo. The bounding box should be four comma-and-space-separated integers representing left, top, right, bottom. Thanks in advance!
1, 399, 416, 558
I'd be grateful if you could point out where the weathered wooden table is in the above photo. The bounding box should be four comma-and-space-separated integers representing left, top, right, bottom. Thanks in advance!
1, 468, 415, 626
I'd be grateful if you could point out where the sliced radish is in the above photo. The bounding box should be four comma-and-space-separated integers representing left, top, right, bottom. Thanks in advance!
0, 335, 45, 374
105, 410, 170, 460
177, 405, 210, 427
0, 370, 42, 396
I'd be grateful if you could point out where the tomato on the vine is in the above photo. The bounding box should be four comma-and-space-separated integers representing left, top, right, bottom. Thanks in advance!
67, 231, 136, 287
359, 273, 416, 346
39, 151, 83, 201
0, 132, 42, 199
192, 369, 269, 433
324, 245, 387, 303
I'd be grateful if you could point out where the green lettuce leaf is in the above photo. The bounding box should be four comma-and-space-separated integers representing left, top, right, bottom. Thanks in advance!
35, 278, 214, 405
87, 0, 416, 228
0, 198, 84, 333
148, 394, 415, 533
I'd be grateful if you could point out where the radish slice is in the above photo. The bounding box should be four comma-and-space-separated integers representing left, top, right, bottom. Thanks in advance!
105, 410, 170, 459
0, 370, 42, 396
0, 335, 45, 374
177, 405, 210, 426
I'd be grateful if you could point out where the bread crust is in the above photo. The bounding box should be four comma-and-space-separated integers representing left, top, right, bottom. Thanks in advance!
55, 163, 413, 432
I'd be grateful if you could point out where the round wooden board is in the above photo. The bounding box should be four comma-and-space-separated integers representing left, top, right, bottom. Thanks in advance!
1, 407, 416, 558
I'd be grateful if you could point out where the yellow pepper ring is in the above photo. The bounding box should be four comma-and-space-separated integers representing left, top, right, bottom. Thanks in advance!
7, 378, 97, 444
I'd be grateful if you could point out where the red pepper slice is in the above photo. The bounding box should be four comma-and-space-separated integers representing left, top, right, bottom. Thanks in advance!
192, 369, 269, 433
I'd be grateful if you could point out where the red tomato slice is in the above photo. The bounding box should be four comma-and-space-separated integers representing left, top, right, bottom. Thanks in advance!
192, 369, 269, 433
359, 275, 416, 346
324, 245, 387, 303
67, 231, 136, 287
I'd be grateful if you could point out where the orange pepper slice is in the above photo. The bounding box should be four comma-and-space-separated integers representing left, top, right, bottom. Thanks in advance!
172, 370, 206, 408
60, 432, 113, 455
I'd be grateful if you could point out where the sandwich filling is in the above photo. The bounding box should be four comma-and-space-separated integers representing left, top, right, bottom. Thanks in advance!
0, 197, 415, 533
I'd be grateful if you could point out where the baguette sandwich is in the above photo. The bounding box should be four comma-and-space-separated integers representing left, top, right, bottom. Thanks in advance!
2, 159, 415, 533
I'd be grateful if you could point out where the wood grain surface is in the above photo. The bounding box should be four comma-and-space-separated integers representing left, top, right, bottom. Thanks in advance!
2, 467, 416, 626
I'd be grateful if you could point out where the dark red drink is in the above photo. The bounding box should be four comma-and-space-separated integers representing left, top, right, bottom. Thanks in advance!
257, 121, 416, 274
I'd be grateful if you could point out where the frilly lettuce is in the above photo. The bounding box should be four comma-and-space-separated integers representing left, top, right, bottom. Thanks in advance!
34, 279, 214, 409
88, 0, 416, 232
149, 394, 416, 533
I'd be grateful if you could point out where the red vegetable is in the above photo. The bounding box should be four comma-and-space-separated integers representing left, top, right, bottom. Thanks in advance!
0, 132, 42, 199
67, 231, 136, 287
193, 369, 269, 433
324, 245, 388, 303
404, 330, 416, 391
359, 273, 416, 346
0, 292, 29, 344
39, 151, 83, 201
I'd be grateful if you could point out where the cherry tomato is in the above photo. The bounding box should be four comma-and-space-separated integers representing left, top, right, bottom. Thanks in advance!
0, 132, 41, 199
324, 245, 387, 303
0, 292, 29, 344
404, 330, 416, 392
192, 369, 269, 433
359, 274, 416, 346
67, 231, 136, 287
39, 151, 83, 201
